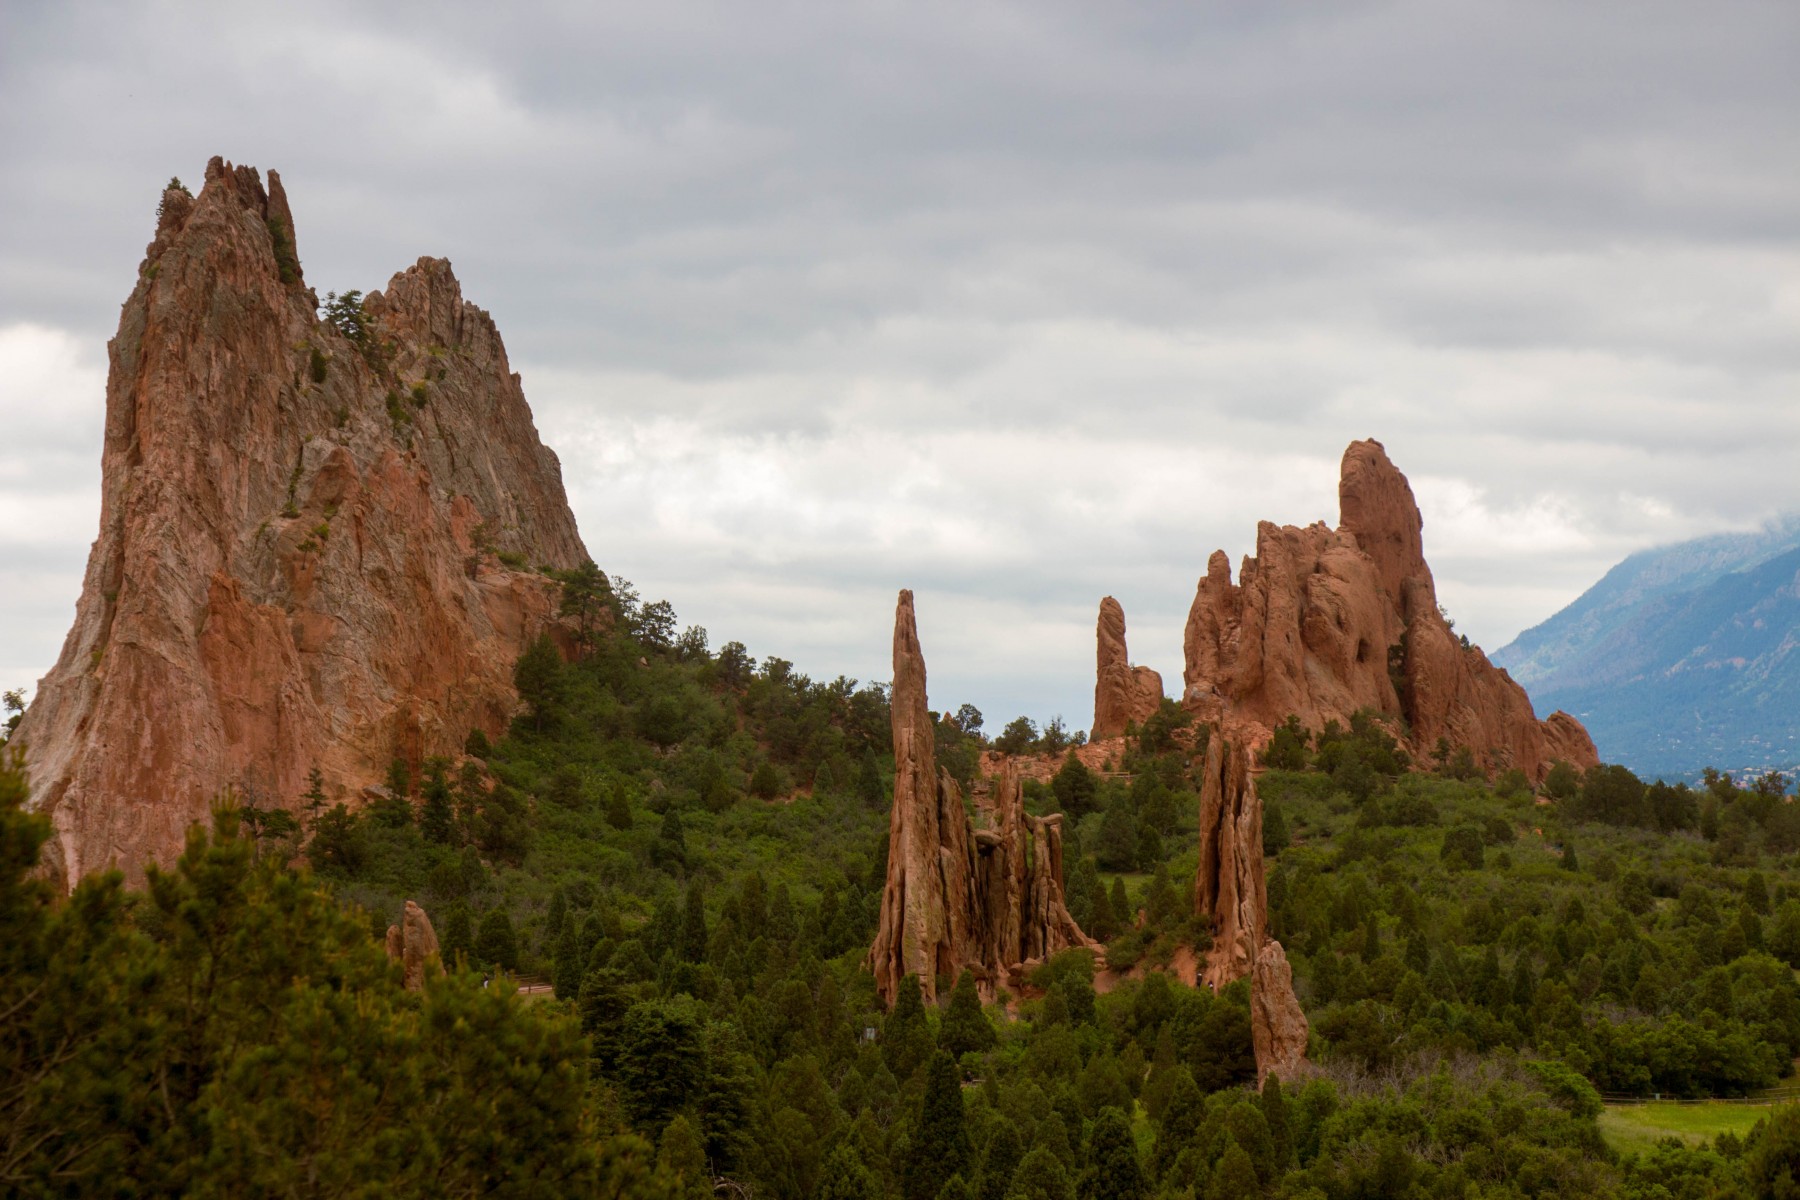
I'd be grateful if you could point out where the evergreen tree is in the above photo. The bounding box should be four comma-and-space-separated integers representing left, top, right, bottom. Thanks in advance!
1261, 1071, 1293, 1169
977, 1123, 1023, 1200
1084, 1107, 1145, 1200
440, 904, 473, 967
682, 880, 708, 963
1006, 1148, 1073, 1200
578, 966, 632, 1070
1110, 877, 1131, 929
658, 1114, 711, 1200
617, 996, 705, 1131
940, 970, 997, 1058
475, 909, 519, 972
606, 780, 634, 830
514, 633, 569, 731
553, 916, 584, 1000
859, 749, 886, 808
884, 974, 935, 1081
937, 1175, 974, 1200
1207, 1141, 1259, 1198
301, 766, 327, 829
420, 759, 455, 844
903, 1052, 973, 1200
819, 1144, 879, 1200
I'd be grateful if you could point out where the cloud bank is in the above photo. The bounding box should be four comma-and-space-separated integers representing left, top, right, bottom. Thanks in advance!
2, 1, 1796, 728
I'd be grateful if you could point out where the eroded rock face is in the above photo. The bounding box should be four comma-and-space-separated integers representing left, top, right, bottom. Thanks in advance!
15, 158, 587, 887
1250, 940, 1309, 1084
1182, 440, 1597, 781
385, 899, 441, 991
1092, 596, 1165, 741
1193, 737, 1310, 1082
870, 591, 1099, 1005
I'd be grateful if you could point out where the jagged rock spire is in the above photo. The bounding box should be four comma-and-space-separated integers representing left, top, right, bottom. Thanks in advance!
870, 590, 1098, 1006
15, 158, 587, 887
1181, 438, 1596, 781
1092, 596, 1164, 741
1193, 735, 1310, 1083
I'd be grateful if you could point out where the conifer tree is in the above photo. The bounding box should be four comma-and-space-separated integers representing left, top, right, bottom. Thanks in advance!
475, 909, 519, 972
903, 1052, 972, 1200
977, 1123, 1023, 1200
420, 759, 455, 844
1006, 1148, 1073, 1200
883, 974, 935, 1081
1084, 1108, 1145, 1200
940, 970, 996, 1058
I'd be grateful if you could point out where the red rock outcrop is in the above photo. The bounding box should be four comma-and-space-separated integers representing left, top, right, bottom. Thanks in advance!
870, 591, 1099, 1006
1193, 736, 1310, 1082
1182, 440, 1597, 781
1092, 596, 1165, 741
385, 899, 442, 991
15, 159, 587, 887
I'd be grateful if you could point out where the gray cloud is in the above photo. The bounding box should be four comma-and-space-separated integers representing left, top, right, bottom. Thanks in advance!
2, 0, 1797, 727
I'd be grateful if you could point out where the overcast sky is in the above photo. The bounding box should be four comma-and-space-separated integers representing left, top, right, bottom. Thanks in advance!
2, 1, 1797, 732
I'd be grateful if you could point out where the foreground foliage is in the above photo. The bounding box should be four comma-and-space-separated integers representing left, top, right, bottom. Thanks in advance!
13, 561, 1800, 1196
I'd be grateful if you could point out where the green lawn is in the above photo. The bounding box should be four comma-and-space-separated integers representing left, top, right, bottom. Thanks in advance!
1598, 1102, 1772, 1155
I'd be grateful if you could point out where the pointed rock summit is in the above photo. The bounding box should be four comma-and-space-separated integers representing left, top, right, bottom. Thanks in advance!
870, 591, 1098, 1005
15, 159, 588, 886
1091, 596, 1164, 741
1182, 439, 1596, 780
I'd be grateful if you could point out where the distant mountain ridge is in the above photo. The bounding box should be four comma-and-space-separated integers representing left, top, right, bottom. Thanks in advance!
1494, 515, 1800, 779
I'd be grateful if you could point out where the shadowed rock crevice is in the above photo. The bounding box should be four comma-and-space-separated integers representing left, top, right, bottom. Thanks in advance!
869, 590, 1099, 1006
16, 158, 588, 887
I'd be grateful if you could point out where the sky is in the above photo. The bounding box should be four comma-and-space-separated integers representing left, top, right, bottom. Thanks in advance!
2, 1, 1797, 732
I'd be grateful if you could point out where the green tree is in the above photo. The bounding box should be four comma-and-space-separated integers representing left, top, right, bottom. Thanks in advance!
859, 749, 887, 808
420, 758, 455, 844
941, 970, 997, 1058
1084, 1108, 1146, 1200
819, 1144, 879, 1200
514, 634, 569, 732
904, 1052, 973, 1200
657, 1114, 710, 1200
977, 1123, 1023, 1200
474, 908, 519, 972
1005, 1148, 1073, 1200
618, 997, 705, 1132
884, 974, 935, 1081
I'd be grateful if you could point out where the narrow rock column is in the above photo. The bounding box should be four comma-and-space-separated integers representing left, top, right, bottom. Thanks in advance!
1193, 735, 1310, 1082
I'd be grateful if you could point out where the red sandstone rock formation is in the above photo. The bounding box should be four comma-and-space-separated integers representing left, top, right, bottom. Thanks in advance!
385, 899, 442, 991
15, 158, 587, 887
1182, 440, 1597, 781
1092, 596, 1165, 741
870, 591, 1099, 1005
1193, 736, 1310, 1082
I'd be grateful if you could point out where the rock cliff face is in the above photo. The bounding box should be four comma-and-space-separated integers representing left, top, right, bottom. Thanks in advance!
1192, 737, 1309, 1082
15, 158, 587, 887
870, 591, 1098, 1006
1091, 596, 1165, 741
1182, 440, 1597, 781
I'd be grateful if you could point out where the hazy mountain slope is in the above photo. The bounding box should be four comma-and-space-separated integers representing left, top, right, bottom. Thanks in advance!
1495, 522, 1800, 778
1496, 515, 1800, 689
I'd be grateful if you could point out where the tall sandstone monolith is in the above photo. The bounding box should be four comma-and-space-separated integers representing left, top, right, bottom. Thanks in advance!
869, 591, 1098, 1005
1091, 596, 1165, 741
1182, 439, 1596, 781
15, 158, 588, 887
1193, 736, 1309, 1083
